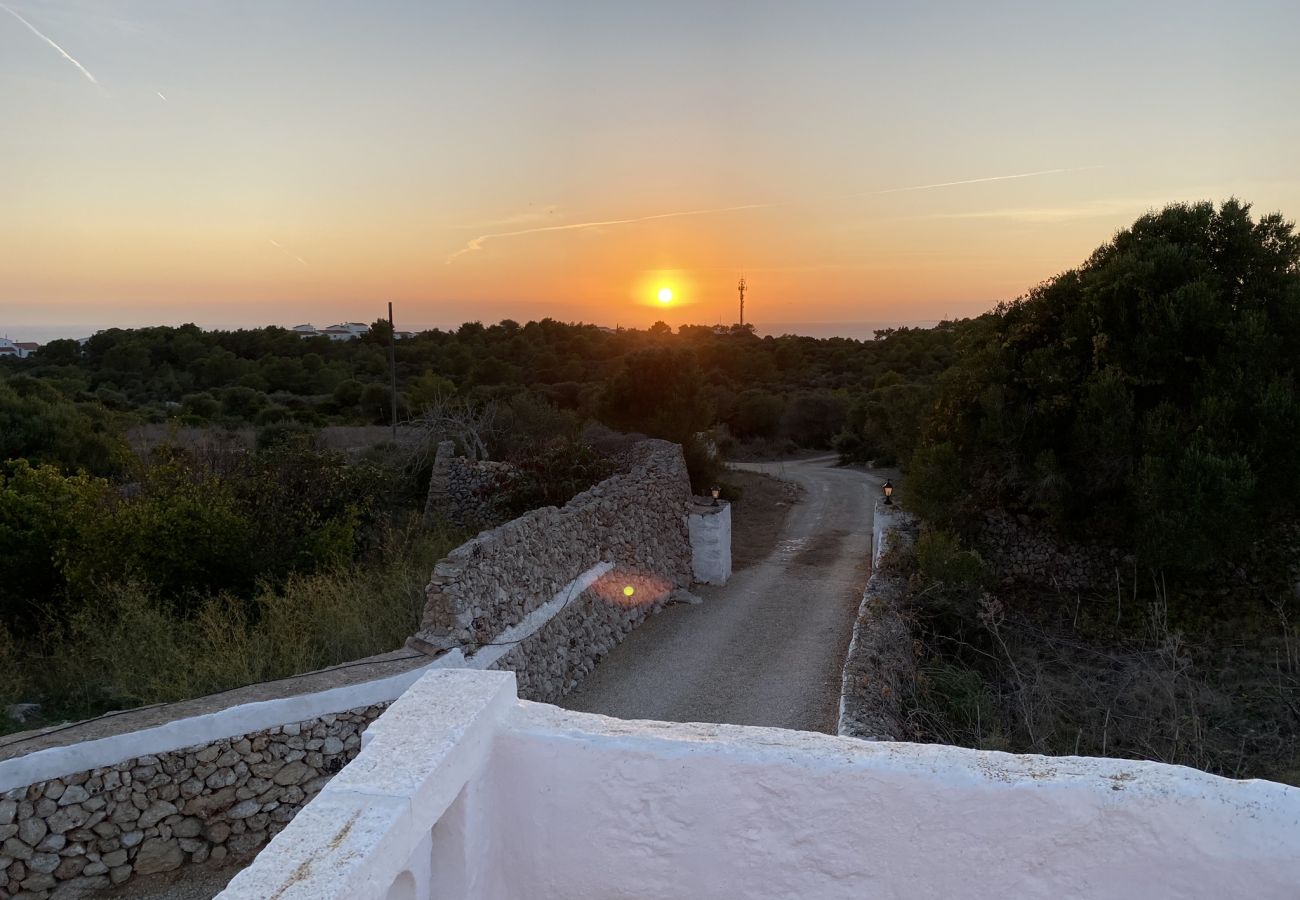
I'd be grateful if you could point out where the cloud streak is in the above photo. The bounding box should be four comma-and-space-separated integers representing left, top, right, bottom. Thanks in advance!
1, 3, 99, 86
868, 166, 1101, 195
446, 203, 773, 263
269, 239, 308, 267
446, 166, 1099, 263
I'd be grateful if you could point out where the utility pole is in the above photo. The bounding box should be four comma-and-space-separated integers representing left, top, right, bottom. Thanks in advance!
387, 302, 399, 441
738, 276, 747, 328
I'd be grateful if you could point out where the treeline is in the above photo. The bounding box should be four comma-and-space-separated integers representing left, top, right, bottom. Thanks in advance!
5, 318, 956, 455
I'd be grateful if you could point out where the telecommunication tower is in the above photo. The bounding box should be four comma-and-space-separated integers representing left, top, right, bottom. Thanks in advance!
738, 276, 747, 327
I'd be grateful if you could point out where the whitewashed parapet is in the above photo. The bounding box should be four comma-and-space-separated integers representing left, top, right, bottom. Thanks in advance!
222, 667, 1300, 900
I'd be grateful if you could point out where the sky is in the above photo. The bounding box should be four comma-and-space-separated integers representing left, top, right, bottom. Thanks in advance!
3, 0, 1300, 341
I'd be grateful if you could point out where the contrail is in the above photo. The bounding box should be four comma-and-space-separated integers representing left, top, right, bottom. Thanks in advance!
156, 91, 166, 101
269, 239, 308, 267
869, 166, 1100, 195
447, 203, 773, 263
0, 3, 98, 86
446, 166, 1097, 263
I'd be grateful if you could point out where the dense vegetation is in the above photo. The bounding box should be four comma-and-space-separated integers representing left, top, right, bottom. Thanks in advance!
892, 200, 1300, 783
919, 199, 1300, 573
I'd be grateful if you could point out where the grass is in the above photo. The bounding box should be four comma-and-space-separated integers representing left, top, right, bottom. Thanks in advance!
902, 566, 1300, 785
3, 519, 465, 735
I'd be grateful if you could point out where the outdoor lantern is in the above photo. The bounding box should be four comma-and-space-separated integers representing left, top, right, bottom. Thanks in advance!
711, 486, 721, 506
882, 480, 894, 505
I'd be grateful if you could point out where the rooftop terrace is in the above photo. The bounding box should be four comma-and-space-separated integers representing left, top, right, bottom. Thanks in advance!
218, 668, 1300, 900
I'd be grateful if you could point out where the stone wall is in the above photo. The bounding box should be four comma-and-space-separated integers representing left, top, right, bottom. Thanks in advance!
445, 457, 515, 528
0, 706, 384, 899
422, 441, 517, 529
838, 502, 919, 741
977, 511, 1123, 592
411, 438, 693, 702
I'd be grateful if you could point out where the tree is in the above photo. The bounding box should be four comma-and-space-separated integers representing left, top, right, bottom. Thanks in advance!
925, 199, 1300, 571
729, 390, 785, 439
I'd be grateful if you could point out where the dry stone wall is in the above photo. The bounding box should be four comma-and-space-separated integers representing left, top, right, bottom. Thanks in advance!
977, 511, 1123, 592
0, 705, 384, 899
445, 457, 515, 528
413, 438, 693, 702
422, 441, 517, 529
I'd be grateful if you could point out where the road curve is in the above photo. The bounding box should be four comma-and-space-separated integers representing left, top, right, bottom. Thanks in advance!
561, 455, 882, 733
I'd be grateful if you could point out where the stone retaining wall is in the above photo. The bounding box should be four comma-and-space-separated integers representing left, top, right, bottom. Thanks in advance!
0, 706, 384, 899
411, 438, 693, 702
976, 511, 1123, 592
838, 502, 918, 741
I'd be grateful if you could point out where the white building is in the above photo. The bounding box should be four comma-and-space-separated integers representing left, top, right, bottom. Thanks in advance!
293, 322, 416, 340
0, 337, 39, 359
292, 322, 372, 341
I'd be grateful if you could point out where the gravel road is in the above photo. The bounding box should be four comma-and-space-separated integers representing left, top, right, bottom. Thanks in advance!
562, 455, 882, 733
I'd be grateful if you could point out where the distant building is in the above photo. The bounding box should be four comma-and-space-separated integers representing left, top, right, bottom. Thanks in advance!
290, 322, 419, 341
0, 337, 39, 359
292, 322, 371, 341
318, 322, 371, 341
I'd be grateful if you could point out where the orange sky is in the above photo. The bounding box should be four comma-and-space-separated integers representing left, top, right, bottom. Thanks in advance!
3, 2, 1299, 340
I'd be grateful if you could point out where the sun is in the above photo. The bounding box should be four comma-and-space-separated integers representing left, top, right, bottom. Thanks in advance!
657, 287, 673, 304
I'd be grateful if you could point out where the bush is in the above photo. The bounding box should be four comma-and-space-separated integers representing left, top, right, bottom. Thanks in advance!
915, 530, 986, 588
25, 523, 464, 719
0, 622, 22, 716
907, 442, 963, 525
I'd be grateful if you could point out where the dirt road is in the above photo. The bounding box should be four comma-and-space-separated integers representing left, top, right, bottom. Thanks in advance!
562, 455, 882, 733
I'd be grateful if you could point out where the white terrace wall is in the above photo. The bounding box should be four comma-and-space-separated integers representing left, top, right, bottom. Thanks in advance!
0, 656, 466, 900
222, 668, 1300, 900
410, 438, 694, 703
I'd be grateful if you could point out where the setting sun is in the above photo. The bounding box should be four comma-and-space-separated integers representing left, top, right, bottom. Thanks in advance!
657, 287, 673, 303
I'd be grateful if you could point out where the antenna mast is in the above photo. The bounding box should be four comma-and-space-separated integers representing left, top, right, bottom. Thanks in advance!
738, 276, 747, 327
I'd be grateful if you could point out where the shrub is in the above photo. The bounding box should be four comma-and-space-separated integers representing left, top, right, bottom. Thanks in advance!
907, 442, 963, 525
915, 529, 986, 588
28, 523, 463, 718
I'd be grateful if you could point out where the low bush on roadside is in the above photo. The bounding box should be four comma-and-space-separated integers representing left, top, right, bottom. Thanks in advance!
12, 521, 464, 726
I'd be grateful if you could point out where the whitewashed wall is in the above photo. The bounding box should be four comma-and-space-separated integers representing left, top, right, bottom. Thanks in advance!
687, 500, 731, 585
221, 668, 1300, 900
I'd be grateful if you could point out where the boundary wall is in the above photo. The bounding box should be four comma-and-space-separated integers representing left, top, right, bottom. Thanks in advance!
837, 500, 918, 740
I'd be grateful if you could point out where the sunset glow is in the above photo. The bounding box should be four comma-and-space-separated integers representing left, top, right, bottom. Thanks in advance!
3, 2, 1300, 340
